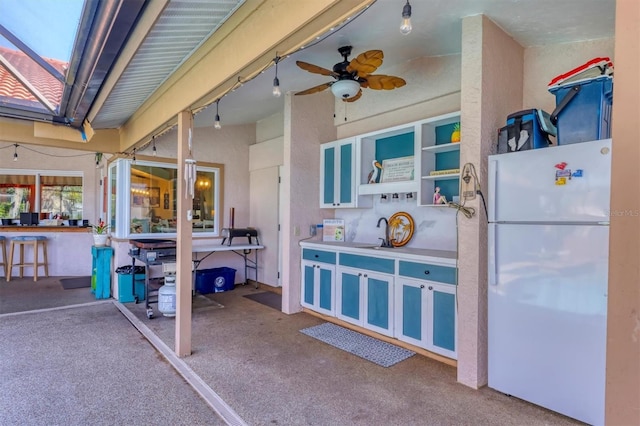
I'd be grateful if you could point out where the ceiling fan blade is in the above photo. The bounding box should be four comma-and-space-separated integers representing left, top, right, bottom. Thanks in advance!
294, 82, 332, 96
342, 89, 362, 103
347, 50, 383, 77
364, 75, 406, 90
296, 61, 338, 78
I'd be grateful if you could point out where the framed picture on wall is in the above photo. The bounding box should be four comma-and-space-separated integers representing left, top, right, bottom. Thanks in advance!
149, 187, 160, 207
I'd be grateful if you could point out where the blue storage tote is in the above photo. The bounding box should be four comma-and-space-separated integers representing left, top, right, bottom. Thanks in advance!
195, 267, 236, 294
549, 75, 613, 145
497, 109, 553, 154
118, 273, 146, 303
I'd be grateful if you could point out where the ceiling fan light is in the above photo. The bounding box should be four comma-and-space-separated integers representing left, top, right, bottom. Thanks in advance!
331, 79, 360, 99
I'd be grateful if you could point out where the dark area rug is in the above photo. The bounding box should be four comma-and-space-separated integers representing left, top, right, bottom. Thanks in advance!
243, 291, 281, 311
300, 322, 415, 367
60, 276, 92, 290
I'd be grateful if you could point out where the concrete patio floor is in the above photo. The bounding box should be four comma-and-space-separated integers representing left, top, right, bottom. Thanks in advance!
0, 276, 583, 425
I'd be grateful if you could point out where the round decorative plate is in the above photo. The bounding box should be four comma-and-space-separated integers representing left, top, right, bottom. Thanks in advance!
388, 211, 415, 247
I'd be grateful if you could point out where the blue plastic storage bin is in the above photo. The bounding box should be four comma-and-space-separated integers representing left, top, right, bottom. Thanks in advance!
195, 267, 236, 294
549, 75, 613, 145
118, 273, 146, 303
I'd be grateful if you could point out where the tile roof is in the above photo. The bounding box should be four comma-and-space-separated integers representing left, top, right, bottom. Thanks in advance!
0, 46, 67, 112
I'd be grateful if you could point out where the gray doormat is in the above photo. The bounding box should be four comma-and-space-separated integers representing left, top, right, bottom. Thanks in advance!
243, 291, 281, 311
300, 322, 415, 367
60, 276, 92, 289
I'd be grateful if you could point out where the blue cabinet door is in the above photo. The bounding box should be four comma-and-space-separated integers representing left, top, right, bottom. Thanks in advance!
301, 261, 315, 307
395, 279, 425, 346
301, 260, 335, 315
365, 272, 394, 337
318, 266, 333, 312
431, 285, 456, 353
338, 269, 361, 324
395, 278, 457, 359
320, 139, 360, 208
322, 146, 335, 206
338, 142, 353, 205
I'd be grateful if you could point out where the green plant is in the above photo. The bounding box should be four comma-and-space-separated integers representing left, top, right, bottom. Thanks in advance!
92, 220, 109, 234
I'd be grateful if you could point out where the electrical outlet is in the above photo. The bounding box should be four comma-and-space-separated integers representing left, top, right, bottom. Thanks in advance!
309, 225, 317, 236
460, 164, 477, 201
294, 225, 300, 236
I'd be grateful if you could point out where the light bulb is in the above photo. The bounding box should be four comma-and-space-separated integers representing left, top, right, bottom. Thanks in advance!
272, 77, 281, 97
400, 1, 412, 35
214, 114, 221, 130
400, 17, 412, 35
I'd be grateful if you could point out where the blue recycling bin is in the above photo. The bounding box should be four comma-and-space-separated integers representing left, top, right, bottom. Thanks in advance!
549, 75, 613, 145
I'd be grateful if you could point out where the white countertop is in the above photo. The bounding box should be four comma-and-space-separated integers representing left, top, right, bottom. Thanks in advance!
300, 240, 457, 264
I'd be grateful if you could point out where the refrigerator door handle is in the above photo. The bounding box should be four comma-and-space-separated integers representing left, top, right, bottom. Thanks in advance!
488, 223, 497, 286
488, 159, 497, 222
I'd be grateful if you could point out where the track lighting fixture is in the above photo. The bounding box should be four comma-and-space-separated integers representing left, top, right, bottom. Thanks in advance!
214, 100, 222, 129
13, 144, 18, 161
400, 1, 412, 35
152, 136, 157, 156
272, 56, 281, 97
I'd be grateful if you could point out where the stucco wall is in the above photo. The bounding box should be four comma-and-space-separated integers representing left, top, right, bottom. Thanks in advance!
282, 90, 336, 313
458, 14, 524, 389
256, 111, 284, 144
606, 0, 640, 422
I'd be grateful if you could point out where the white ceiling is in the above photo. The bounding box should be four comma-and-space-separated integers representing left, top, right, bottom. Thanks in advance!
191, 0, 615, 128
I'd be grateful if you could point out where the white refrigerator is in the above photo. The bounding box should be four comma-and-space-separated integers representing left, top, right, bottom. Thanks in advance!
488, 139, 611, 425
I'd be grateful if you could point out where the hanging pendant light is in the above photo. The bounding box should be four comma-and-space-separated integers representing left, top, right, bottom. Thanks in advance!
272, 56, 282, 97
152, 136, 157, 156
214, 100, 222, 129
13, 144, 18, 161
400, 1, 412, 35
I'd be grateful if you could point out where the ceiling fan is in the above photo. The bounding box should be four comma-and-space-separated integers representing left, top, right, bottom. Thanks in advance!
295, 46, 406, 102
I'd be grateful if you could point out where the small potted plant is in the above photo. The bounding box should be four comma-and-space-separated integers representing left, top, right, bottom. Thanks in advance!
91, 220, 110, 246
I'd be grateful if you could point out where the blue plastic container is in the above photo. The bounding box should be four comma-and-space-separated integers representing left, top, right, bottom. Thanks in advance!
118, 273, 146, 303
549, 75, 613, 145
195, 267, 236, 294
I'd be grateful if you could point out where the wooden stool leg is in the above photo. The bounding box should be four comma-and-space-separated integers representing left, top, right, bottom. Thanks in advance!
0, 241, 6, 278
33, 240, 38, 282
19, 243, 24, 279
6, 241, 14, 282
41, 241, 48, 278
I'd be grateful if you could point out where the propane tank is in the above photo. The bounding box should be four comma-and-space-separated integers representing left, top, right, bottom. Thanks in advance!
158, 274, 176, 317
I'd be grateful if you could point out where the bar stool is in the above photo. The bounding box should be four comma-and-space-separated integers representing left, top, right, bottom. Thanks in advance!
7, 236, 49, 282
0, 236, 7, 278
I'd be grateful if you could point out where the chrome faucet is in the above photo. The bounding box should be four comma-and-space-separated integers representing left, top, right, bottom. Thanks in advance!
376, 217, 393, 247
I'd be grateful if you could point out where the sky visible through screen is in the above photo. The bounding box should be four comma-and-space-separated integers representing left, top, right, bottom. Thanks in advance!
0, 0, 85, 62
